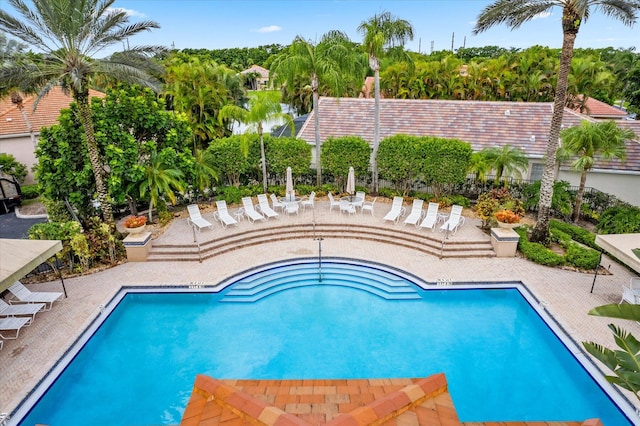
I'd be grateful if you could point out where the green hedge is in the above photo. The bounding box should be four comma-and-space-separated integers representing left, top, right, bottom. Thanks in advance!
565, 243, 601, 270
550, 220, 597, 249
516, 227, 565, 267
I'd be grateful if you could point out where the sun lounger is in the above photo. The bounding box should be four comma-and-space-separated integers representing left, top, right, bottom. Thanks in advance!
383, 196, 406, 224
242, 197, 266, 223
440, 205, 465, 234
257, 194, 279, 219
403, 199, 424, 227
187, 204, 214, 232
8, 281, 63, 310
214, 200, 238, 227
0, 299, 45, 322
418, 202, 440, 231
0, 316, 31, 339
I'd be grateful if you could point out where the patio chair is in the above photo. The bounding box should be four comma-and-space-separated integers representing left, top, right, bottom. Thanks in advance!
256, 194, 279, 219
241, 197, 266, 223
339, 199, 356, 215
187, 204, 214, 232
361, 197, 376, 216
0, 316, 31, 339
0, 299, 45, 322
270, 193, 285, 212
620, 278, 640, 304
351, 191, 366, 211
285, 202, 300, 215
213, 200, 238, 228
382, 196, 406, 224
300, 191, 315, 210
403, 199, 424, 227
327, 192, 340, 211
418, 202, 440, 232
8, 281, 63, 311
440, 205, 465, 234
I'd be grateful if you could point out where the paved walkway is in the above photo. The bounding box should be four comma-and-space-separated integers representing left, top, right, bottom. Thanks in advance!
1, 200, 638, 422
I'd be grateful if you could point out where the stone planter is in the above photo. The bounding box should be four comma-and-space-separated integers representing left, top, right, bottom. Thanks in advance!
496, 221, 520, 229
124, 224, 146, 234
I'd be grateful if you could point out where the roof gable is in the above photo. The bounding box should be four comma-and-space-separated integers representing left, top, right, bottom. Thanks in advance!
574, 97, 628, 119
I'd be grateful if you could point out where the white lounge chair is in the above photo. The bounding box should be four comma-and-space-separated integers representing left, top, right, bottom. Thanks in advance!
8, 281, 63, 311
257, 194, 279, 219
620, 278, 640, 304
270, 193, 285, 212
187, 204, 214, 232
339, 199, 356, 215
418, 202, 440, 232
327, 192, 340, 211
214, 200, 238, 228
300, 191, 315, 210
0, 316, 31, 339
440, 205, 465, 234
383, 196, 406, 224
0, 299, 45, 322
242, 197, 266, 223
361, 197, 376, 215
403, 199, 424, 227
351, 191, 366, 211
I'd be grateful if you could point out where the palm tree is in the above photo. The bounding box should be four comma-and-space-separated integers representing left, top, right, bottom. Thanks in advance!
482, 145, 529, 186
358, 11, 414, 194
192, 148, 219, 201
0, 0, 164, 225
559, 120, 634, 221
473, 0, 640, 242
137, 151, 185, 223
270, 31, 364, 187
219, 91, 294, 193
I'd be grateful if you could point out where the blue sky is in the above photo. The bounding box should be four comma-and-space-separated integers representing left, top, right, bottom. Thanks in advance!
110, 0, 640, 54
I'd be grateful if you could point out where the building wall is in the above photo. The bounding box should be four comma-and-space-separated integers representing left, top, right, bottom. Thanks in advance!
0, 134, 39, 184
558, 168, 640, 207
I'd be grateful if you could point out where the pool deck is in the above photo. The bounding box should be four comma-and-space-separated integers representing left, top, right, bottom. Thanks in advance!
1, 200, 639, 424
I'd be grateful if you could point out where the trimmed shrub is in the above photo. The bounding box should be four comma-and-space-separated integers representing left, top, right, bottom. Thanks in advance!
515, 228, 565, 267
20, 184, 41, 200
550, 220, 597, 249
565, 243, 600, 270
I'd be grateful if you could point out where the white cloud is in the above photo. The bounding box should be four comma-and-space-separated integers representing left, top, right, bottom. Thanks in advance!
532, 11, 551, 20
254, 25, 282, 33
107, 7, 146, 18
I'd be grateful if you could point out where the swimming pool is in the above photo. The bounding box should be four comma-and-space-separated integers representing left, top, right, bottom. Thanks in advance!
11, 259, 638, 425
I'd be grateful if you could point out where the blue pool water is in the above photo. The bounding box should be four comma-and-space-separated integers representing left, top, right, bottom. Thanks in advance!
16, 260, 634, 425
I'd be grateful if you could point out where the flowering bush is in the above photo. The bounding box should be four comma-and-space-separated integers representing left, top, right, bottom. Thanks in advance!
124, 215, 147, 228
494, 209, 520, 224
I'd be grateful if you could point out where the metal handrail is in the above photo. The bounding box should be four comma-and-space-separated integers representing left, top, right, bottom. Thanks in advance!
440, 228, 449, 259
192, 224, 202, 263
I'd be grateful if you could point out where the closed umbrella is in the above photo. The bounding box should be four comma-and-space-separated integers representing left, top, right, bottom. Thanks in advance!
285, 167, 295, 201
346, 166, 355, 198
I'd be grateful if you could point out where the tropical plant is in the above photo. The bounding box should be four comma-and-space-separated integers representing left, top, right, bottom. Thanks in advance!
191, 148, 219, 200
218, 90, 293, 193
135, 150, 185, 222
124, 215, 147, 228
358, 11, 414, 193
597, 205, 640, 234
270, 31, 365, 187
559, 120, 635, 221
494, 209, 521, 223
0, 153, 27, 183
481, 144, 529, 186
0, 0, 165, 225
473, 0, 640, 243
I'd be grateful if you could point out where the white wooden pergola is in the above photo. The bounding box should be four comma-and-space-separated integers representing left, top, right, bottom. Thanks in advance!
0, 238, 65, 295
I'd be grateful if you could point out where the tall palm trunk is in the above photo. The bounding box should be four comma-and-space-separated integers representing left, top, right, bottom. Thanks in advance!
530, 19, 577, 242
76, 98, 115, 225
312, 74, 321, 187
258, 122, 268, 193
572, 168, 588, 222
371, 55, 380, 194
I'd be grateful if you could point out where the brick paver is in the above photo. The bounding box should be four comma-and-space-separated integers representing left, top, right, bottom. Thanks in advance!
1, 200, 638, 421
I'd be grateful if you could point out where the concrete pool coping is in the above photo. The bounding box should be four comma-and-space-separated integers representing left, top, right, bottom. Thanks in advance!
1, 207, 640, 423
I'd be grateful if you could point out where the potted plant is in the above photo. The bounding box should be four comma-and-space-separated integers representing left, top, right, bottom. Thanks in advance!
123, 215, 147, 234
494, 209, 521, 229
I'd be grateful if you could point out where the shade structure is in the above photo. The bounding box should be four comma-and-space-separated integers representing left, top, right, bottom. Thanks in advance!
346, 167, 355, 195
285, 167, 295, 201
595, 234, 640, 274
0, 239, 63, 293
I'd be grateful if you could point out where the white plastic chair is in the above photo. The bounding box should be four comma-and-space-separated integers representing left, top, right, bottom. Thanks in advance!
403, 199, 424, 227
440, 205, 465, 234
339, 199, 356, 215
418, 202, 440, 232
213, 200, 238, 227
383, 196, 406, 224
257, 194, 279, 219
241, 197, 266, 223
351, 191, 366, 211
327, 192, 340, 211
285, 202, 299, 215
361, 197, 376, 216
270, 194, 285, 212
620, 278, 640, 304
187, 204, 214, 232
300, 191, 315, 210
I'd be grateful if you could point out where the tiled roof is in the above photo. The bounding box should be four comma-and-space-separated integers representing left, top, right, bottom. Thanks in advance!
0, 87, 104, 137
573, 97, 628, 119
180, 373, 596, 426
240, 65, 270, 78
297, 97, 640, 173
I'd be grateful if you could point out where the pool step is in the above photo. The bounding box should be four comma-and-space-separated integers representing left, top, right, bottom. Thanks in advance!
221, 265, 421, 302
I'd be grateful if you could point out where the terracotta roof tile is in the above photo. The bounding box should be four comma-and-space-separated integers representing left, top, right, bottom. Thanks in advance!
179, 374, 590, 426
0, 87, 104, 137
297, 97, 640, 173
573, 97, 628, 119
